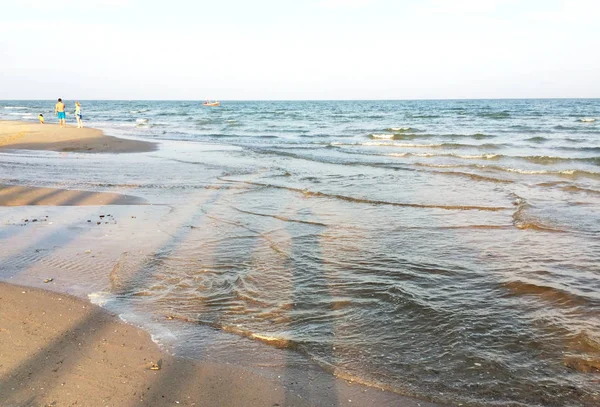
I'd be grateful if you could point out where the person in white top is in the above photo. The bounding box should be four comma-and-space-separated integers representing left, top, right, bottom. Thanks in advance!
75, 101, 83, 128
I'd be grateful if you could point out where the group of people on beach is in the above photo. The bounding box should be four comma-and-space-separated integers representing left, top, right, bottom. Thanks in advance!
39, 98, 83, 128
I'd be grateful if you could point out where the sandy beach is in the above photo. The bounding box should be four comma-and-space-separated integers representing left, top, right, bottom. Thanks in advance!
0, 120, 445, 407
0, 281, 440, 407
0, 121, 156, 153
0, 184, 145, 206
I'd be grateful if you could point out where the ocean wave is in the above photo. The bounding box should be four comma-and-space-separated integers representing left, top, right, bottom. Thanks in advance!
373, 133, 496, 141
219, 177, 509, 211
503, 280, 587, 305
510, 194, 565, 232
156, 112, 185, 116
509, 155, 600, 165
580, 118, 596, 123
560, 147, 600, 153
413, 163, 463, 168
500, 167, 600, 179
166, 317, 410, 397
568, 331, 600, 353
359, 141, 503, 149
408, 114, 441, 119
387, 152, 501, 160
560, 185, 600, 195
564, 356, 600, 374
232, 207, 328, 226
3, 106, 28, 109
387, 127, 412, 132
361, 141, 442, 147
458, 153, 501, 159
430, 170, 513, 183
507, 125, 546, 133
526, 136, 548, 143
477, 112, 511, 119
448, 164, 600, 179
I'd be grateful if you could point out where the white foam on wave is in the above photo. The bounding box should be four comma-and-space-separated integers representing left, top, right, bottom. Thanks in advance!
370, 134, 394, 139
580, 118, 596, 123
390, 127, 411, 131
418, 163, 463, 168
4, 106, 28, 109
136, 118, 149, 123
457, 154, 500, 159
362, 141, 442, 148
501, 167, 579, 175
88, 291, 114, 306
477, 165, 592, 176
388, 152, 500, 160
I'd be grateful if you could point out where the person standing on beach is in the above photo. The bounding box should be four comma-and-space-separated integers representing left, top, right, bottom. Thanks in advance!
55, 98, 66, 128
75, 101, 83, 128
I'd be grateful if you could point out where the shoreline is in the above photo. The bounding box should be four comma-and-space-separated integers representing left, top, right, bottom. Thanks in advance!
0, 281, 443, 407
0, 120, 156, 153
0, 119, 447, 406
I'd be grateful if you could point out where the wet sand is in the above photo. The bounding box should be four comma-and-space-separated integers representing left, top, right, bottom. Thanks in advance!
0, 282, 442, 407
0, 184, 145, 206
0, 121, 156, 153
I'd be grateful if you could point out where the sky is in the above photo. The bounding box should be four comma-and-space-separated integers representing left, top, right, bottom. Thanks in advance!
1, 0, 599, 100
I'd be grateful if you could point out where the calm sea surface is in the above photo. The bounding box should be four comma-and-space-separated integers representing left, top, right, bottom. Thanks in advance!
1, 100, 599, 406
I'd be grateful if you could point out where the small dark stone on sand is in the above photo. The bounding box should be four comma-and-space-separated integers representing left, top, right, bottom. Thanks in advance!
97, 222, 101, 225
87, 220, 91, 222
32, 219, 38, 222
100, 215, 105, 219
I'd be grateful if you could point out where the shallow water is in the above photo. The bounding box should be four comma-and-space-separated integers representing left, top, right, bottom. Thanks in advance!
1, 99, 600, 406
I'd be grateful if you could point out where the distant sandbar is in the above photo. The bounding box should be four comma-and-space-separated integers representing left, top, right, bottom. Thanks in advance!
0, 120, 156, 153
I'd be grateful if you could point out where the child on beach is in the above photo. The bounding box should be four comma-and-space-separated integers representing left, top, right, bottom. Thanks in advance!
55, 98, 66, 128
38, 114, 44, 124
75, 102, 83, 128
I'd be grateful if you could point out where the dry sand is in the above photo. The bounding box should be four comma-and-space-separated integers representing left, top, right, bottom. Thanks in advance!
0, 283, 442, 407
0, 121, 156, 153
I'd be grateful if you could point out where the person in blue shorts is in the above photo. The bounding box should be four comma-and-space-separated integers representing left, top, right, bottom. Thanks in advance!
55, 98, 66, 128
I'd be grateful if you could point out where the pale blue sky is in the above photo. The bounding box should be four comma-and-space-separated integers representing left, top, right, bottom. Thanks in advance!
1, 0, 599, 100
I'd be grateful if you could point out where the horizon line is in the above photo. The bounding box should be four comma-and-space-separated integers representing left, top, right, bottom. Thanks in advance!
2, 97, 600, 102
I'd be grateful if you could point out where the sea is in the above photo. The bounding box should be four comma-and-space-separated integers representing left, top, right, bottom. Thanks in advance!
1, 99, 599, 406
